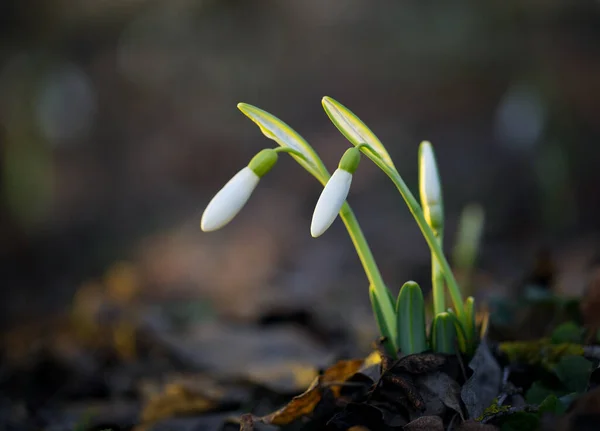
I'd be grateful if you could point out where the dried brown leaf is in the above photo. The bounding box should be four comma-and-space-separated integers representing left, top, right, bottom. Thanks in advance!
259, 358, 366, 426
393, 353, 446, 375
260, 377, 321, 425
383, 374, 425, 411
140, 384, 217, 423
417, 371, 464, 419
404, 415, 444, 431
239, 413, 255, 431
322, 359, 365, 397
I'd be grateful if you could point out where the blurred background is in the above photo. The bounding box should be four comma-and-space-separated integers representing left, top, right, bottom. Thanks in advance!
1, 0, 600, 350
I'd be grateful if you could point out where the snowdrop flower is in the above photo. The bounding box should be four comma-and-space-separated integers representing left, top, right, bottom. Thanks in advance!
311, 147, 361, 237
201, 149, 278, 232
419, 141, 444, 235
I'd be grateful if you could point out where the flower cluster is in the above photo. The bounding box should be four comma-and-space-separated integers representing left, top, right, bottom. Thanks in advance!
200, 98, 481, 357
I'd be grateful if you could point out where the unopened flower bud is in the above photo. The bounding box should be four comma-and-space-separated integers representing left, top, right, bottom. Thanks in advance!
311, 149, 360, 238
419, 141, 444, 235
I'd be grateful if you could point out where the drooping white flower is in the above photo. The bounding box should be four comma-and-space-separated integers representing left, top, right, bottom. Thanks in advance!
311, 147, 361, 238
200, 167, 260, 232
311, 169, 353, 238
419, 141, 443, 235
200, 149, 278, 232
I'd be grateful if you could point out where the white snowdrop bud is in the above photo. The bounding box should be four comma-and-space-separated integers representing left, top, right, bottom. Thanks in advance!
419, 141, 444, 235
201, 149, 278, 232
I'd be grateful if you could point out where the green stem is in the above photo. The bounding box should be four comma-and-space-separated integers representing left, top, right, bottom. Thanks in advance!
281, 149, 397, 354
339, 203, 397, 354
361, 147, 465, 318
431, 236, 445, 316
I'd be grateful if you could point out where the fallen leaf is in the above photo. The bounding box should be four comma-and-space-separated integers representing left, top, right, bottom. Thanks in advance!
245, 361, 318, 394
417, 371, 464, 419
259, 358, 365, 426
391, 353, 446, 375
140, 384, 218, 424
322, 359, 365, 397
403, 415, 443, 431
260, 377, 321, 425
239, 413, 255, 431
456, 419, 499, 430
461, 340, 501, 419
381, 374, 425, 411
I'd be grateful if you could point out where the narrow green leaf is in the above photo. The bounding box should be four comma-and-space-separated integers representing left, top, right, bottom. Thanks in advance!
395, 281, 427, 355
321, 97, 395, 169
446, 309, 468, 353
431, 312, 458, 354
237, 103, 329, 181
369, 285, 397, 356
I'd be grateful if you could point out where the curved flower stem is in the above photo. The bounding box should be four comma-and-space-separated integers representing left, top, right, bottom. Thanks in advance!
279, 150, 397, 354
339, 203, 397, 353
360, 146, 466, 319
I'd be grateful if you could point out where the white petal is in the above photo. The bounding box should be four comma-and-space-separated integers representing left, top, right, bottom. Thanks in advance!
201, 167, 260, 232
311, 169, 352, 237
420, 142, 441, 206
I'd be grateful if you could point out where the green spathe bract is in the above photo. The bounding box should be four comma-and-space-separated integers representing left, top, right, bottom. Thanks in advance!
237, 103, 329, 181
248, 148, 279, 177
321, 96, 395, 169
396, 281, 427, 355
201, 98, 481, 358
338, 147, 361, 174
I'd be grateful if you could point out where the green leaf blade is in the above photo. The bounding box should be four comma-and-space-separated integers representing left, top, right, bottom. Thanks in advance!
321, 96, 395, 169
431, 312, 458, 354
395, 281, 427, 355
